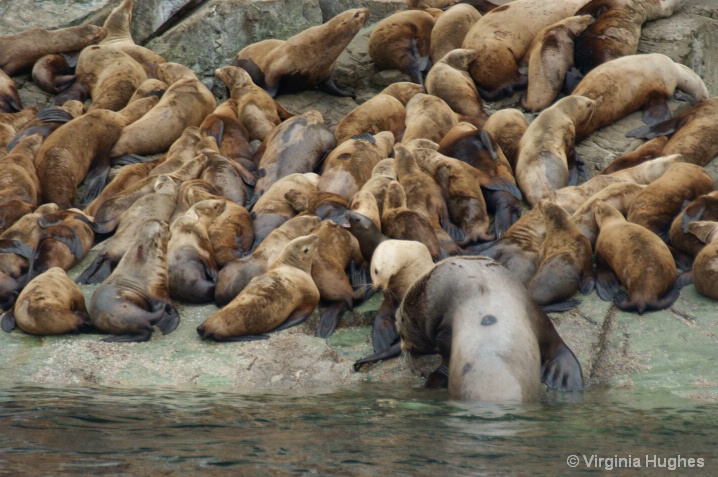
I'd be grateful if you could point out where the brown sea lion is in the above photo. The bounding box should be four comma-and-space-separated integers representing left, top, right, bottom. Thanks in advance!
168, 199, 227, 303
99, 0, 167, 64
462, 0, 590, 100
334, 82, 423, 145
285, 190, 350, 224
426, 49, 487, 119
0, 134, 43, 233
199, 98, 255, 168
575, 0, 685, 72
0, 70, 22, 113
430, 4, 483, 65
349, 190, 382, 232
89, 219, 178, 342
482, 108, 529, 171
201, 151, 255, 207
83, 160, 160, 218
1, 267, 90, 336
35, 95, 159, 209
402, 93, 460, 144
30, 53, 76, 95
668, 191, 718, 258
571, 53, 710, 140
233, 9, 369, 97
601, 136, 670, 174
687, 221, 718, 300
359, 158, 397, 216
594, 200, 687, 313
395, 256, 584, 400
33, 209, 94, 274
368, 9, 438, 85
626, 162, 714, 241
198, 234, 320, 342
0, 106, 40, 133
6, 101, 85, 151
519, 15, 594, 112
0, 25, 106, 76
516, 95, 597, 206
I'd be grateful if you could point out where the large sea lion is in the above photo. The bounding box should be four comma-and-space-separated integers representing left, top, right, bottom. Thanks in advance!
0, 134, 43, 233
233, 9, 370, 97
0, 70, 22, 113
430, 4, 483, 64
396, 256, 584, 401
425, 49, 486, 119
481, 108, 529, 171
687, 221, 718, 300
402, 93, 460, 144
83, 160, 160, 218
669, 191, 718, 258
34, 209, 94, 274
88, 219, 179, 342
99, 0, 167, 64
198, 234, 321, 341
1, 267, 90, 336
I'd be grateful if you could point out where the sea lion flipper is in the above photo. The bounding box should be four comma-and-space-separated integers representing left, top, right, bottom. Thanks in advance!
110, 154, 152, 167
52, 80, 89, 106
101, 330, 153, 343
1, 310, 16, 333
45, 225, 85, 260
540, 300, 581, 313
203, 116, 225, 146
317, 76, 355, 99
0, 239, 35, 261
578, 270, 595, 296
626, 116, 679, 140
424, 360, 449, 389
36, 106, 75, 124
595, 265, 621, 301
487, 192, 522, 238
371, 309, 399, 354
273, 305, 315, 333
443, 221, 465, 243
481, 176, 522, 201
81, 154, 111, 204
156, 303, 180, 336
642, 100, 672, 126
315, 301, 350, 338
353, 341, 402, 372
76, 254, 115, 285
562, 67, 584, 95
230, 161, 257, 187
541, 341, 584, 391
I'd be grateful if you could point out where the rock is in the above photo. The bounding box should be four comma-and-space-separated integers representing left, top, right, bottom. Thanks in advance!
0, 0, 114, 34
318, 0, 405, 23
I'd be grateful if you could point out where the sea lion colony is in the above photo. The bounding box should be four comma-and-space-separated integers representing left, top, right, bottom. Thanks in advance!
0, 0, 716, 402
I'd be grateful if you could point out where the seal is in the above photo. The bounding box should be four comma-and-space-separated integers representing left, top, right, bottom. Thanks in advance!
594, 200, 687, 313
99, 0, 167, 65
30, 53, 76, 95
519, 15, 594, 112
88, 219, 179, 342
395, 256, 584, 401
0, 24, 106, 76
197, 234, 321, 341
668, 191, 718, 259
0, 134, 43, 233
687, 220, 718, 300
571, 53, 710, 140
515, 95, 597, 206
425, 49, 487, 119
368, 9, 438, 85
1, 267, 90, 336
35, 95, 160, 209
402, 93, 460, 144
0, 70, 22, 113
233, 9, 370, 97
481, 108, 529, 171
462, 0, 590, 100
600, 136, 669, 173
430, 4, 483, 65
334, 82, 423, 144
528, 200, 594, 307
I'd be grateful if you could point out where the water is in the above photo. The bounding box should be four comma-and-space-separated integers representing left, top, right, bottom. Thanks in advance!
0, 384, 716, 476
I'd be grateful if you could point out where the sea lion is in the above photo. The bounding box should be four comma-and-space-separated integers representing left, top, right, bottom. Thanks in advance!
601, 136, 670, 173
83, 160, 160, 218
669, 191, 718, 259
515, 95, 597, 206
349, 190, 382, 232
571, 53, 710, 140
687, 221, 718, 300
359, 158, 397, 216
0, 70, 22, 113
33, 209, 94, 273
334, 82, 423, 145
99, 0, 167, 64
318, 132, 394, 202
575, 0, 685, 72
396, 256, 584, 401
626, 162, 714, 241
201, 151, 255, 207
462, 0, 590, 100
198, 234, 321, 341
35, 95, 159, 209
30, 53, 76, 95
0, 134, 43, 233
425, 49, 487, 119
285, 190, 350, 224
199, 98, 255, 168
519, 15, 594, 112
110, 63, 217, 158
528, 200, 594, 306
168, 199, 227, 303
233, 8, 369, 97
1, 267, 90, 336
368, 9, 439, 85
482, 108, 529, 171
430, 4, 483, 64
0, 25, 106, 76
6, 101, 85, 151
402, 93, 460, 144
88, 219, 178, 342
594, 200, 686, 313
213, 65, 293, 143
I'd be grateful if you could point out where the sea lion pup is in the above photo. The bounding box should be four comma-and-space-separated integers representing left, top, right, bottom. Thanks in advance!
110, 62, 217, 158
33, 209, 94, 273
528, 200, 594, 307
334, 83, 423, 144
0, 25, 106, 76
0, 134, 43, 233
515, 95, 597, 206
381, 180, 442, 260
31, 54, 76, 95
402, 93, 460, 144
571, 53, 710, 140
146, 126, 204, 177
359, 158, 397, 216
216, 216, 320, 306
1, 267, 90, 335
368, 9, 439, 85
0, 70, 22, 113
594, 200, 688, 314
201, 151, 255, 207
82, 160, 160, 218
89, 219, 178, 342
575, 0, 685, 73
285, 190, 350, 224
601, 136, 669, 173
213, 66, 293, 143
350, 190, 382, 232
430, 4, 482, 65
318, 132, 394, 202
168, 199, 227, 303
199, 99, 254, 169
198, 234, 320, 342
626, 163, 713, 241
669, 191, 718, 258
462, 0, 590, 100
253, 110, 336, 198
99, 0, 166, 64
34, 95, 159, 209
627, 97, 718, 167
687, 221, 718, 300
233, 8, 370, 97
77, 175, 179, 285
425, 49, 487, 119
396, 256, 584, 401
519, 15, 594, 112
482, 108, 529, 171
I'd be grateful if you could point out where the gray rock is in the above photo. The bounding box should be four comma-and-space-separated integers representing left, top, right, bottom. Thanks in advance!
0, 0, 114, 34
318, 0, 405, 23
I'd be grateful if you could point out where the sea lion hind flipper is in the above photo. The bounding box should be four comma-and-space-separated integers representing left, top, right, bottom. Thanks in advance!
36, 106, 75, 123
541, 300, 581, 313
542, 341, 584, 391
578, 272, 595, 296
443, 221, 465, 242
481, 176, 522, 200
315, 300, 351, 338
156, 303, 180, 335
317, 75, 355, 99
273, 305, 316, 334
487, 192, 521, 238
595, 266, 621, 301
353, 341, 402, 372
0, 239, 35, 260
674, 89, 701, 105
641, 99, 672, 126
371, 310, 398, 354
1, 310, 16, 333
626, 117, 679, 139
81, 154, 110, 204
76, 254, 115, 285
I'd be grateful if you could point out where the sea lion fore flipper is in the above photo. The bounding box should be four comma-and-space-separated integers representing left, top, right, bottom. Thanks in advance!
371, 297, 399, 353
315, 300, 351, 338
595, 263, 621, 301
352, 341, 402, 372
424, 359, 449, 389
81, 154, 111, 204
36, 106, 75, 123
156, 303, 180, 335
626, 116, 680, 140
1, 310, 16, 332
317, 76, 355, 98
541, 341, 584, 390
642, 99, 672, 126
540, 300, 581, 313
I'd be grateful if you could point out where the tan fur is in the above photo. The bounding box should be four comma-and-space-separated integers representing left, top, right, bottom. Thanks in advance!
688, 220, 718, 300
0, 135, 43, 232
402, 93, 459, 144
425, 49, 486, 118
482, 108, 529, 171
430, 4, 482, 64
99, 0, 166, 64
